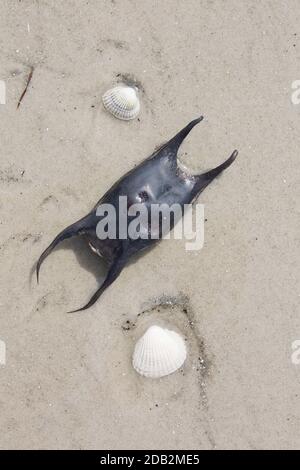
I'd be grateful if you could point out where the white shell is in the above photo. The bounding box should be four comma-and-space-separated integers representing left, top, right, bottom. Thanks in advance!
132, 325, 187, 378
102, 85, 140, 120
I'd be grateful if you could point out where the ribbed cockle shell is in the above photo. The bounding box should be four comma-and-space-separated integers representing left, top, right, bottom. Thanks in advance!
132, 325, 187, 378
102, 85, 140, 121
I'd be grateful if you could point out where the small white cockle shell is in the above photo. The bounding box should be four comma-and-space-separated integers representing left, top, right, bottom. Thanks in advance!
132, 325, 187, 378
102, 85, 140, 120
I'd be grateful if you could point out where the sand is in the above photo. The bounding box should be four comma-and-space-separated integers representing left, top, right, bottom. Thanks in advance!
0, 0, 299, 450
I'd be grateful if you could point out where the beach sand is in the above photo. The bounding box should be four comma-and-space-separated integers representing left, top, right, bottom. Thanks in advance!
0, 0, 299, 449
